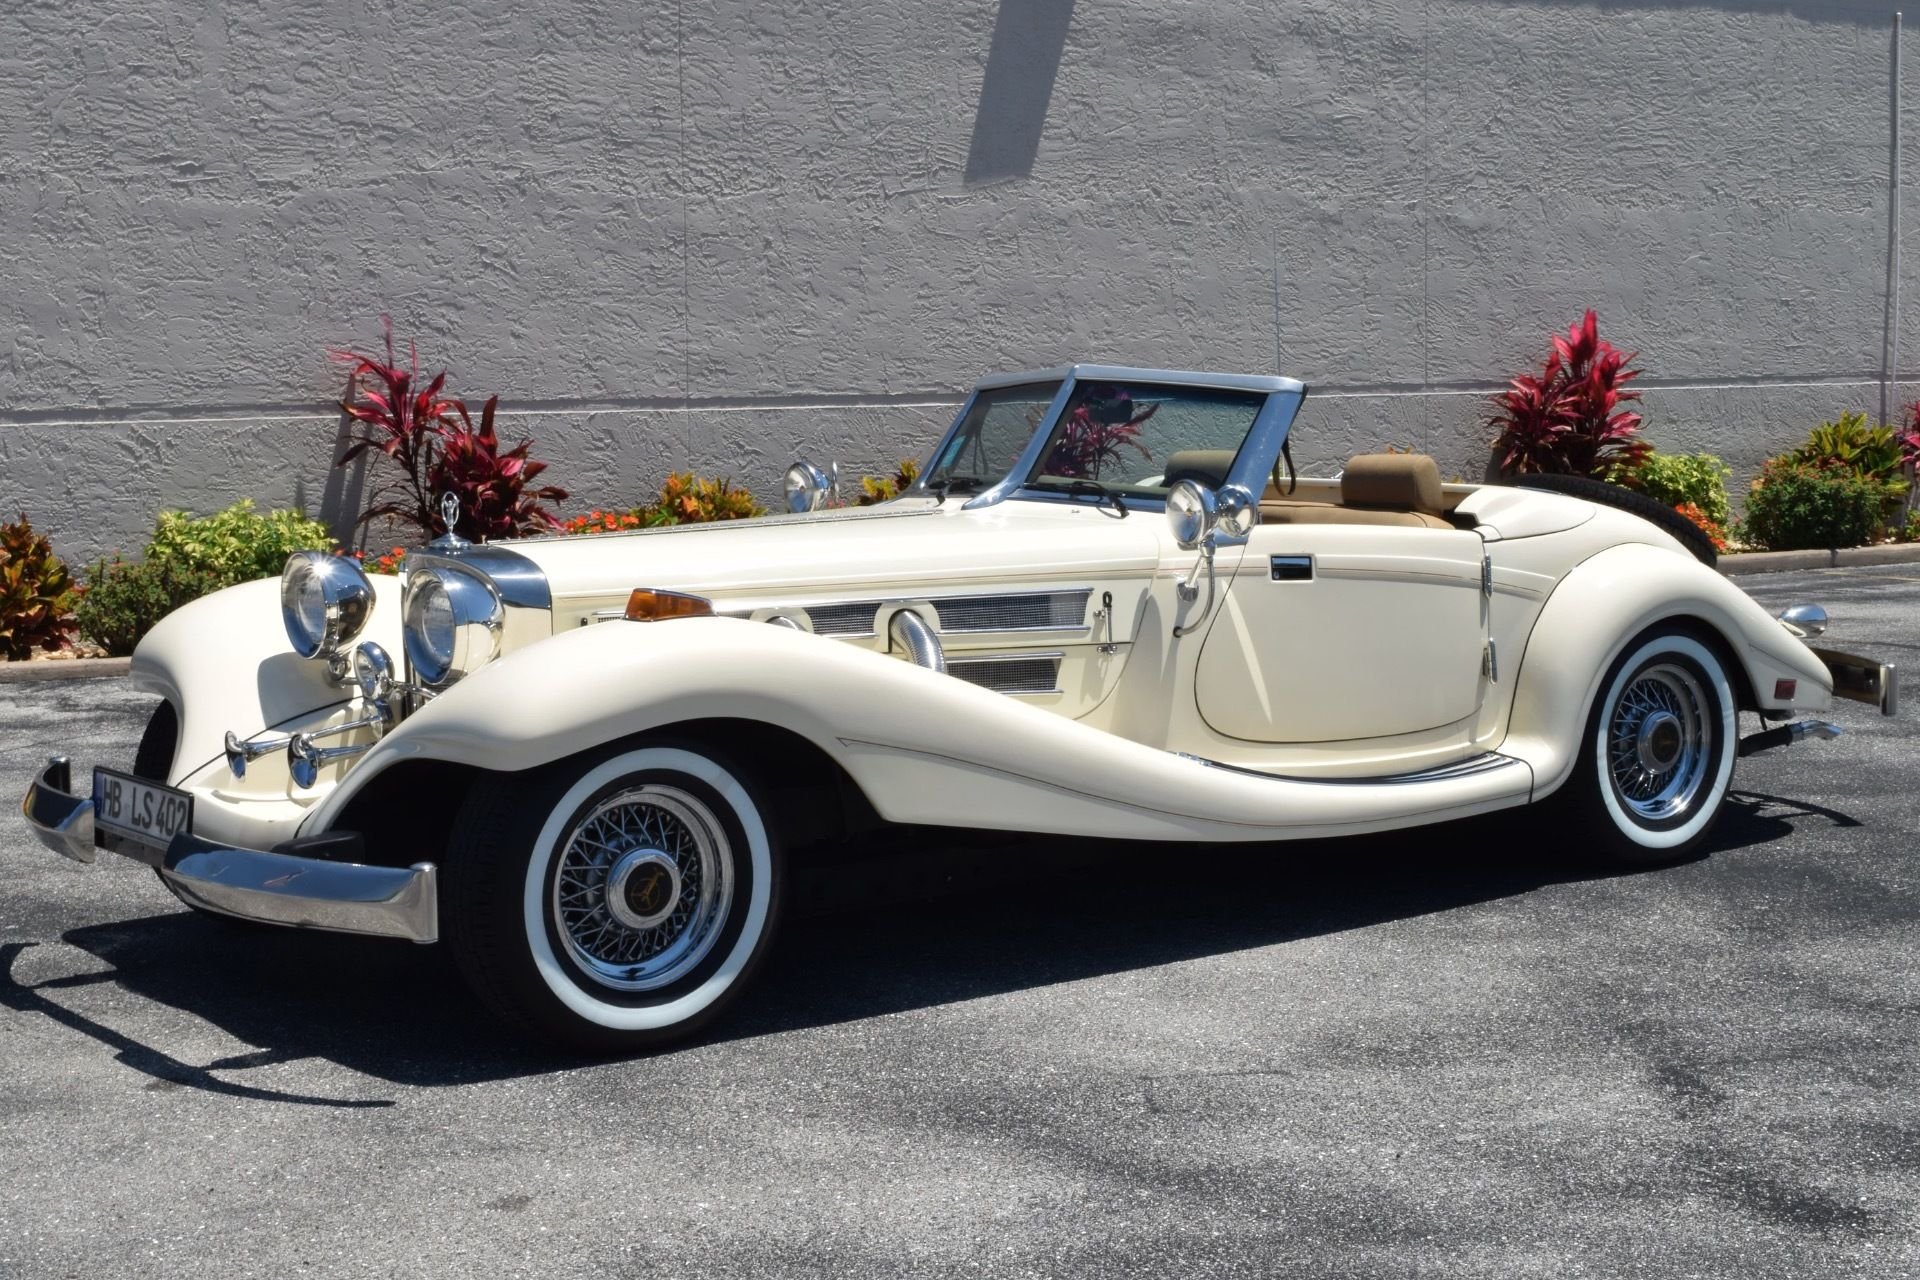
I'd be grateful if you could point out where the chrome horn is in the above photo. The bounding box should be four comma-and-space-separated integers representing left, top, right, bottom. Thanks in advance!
225, 730, 294, 780
286, 701, 394, 789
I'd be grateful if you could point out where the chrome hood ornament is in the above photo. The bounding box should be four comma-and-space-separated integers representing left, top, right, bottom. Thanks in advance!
431, 491, 470, 549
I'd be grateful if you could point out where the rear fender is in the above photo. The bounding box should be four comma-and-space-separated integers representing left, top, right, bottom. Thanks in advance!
1500, 542, 1831, 798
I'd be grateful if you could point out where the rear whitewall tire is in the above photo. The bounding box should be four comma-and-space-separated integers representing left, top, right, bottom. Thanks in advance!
1564, 630, 1739, 864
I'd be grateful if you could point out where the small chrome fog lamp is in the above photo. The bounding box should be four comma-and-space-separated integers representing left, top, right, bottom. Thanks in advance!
783, 460, 835, 513
1778, 603, 1829, 639
353, 642, 396, 706
1167, 479, 1219, 550
282, 552, 375, 661
403, 567, 502, 688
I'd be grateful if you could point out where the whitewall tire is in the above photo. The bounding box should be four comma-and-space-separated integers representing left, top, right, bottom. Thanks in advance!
444, 740, 784, 1052
1559, 628, 1739, 865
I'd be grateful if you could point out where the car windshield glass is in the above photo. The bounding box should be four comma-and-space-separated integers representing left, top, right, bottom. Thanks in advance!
1025, 381, 1266, 496
922, 381, 1062, 493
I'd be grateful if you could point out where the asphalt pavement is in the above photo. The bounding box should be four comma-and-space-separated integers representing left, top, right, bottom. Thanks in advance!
1, 566, 1915, 1279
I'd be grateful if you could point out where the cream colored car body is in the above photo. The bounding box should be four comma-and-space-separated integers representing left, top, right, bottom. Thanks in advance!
129, 471, 1834, 852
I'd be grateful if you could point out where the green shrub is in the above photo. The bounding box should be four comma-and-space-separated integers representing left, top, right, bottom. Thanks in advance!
1742, 460, 1890, 551
73, 500, 331, 655
75, 557, 226, 657
1784, 411, 1905, 483
145, 499, 332, 585
1635, 452, 1731, 527
1, 516, 80, 660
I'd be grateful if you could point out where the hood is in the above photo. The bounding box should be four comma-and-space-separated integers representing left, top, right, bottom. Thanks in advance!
497, 497, 1166, 628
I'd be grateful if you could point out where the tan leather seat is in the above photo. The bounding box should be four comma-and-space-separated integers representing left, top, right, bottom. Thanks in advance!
1258, 453, 1453, 529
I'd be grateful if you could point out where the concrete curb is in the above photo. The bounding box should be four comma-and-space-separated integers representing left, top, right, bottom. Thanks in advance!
1719, 544, 1920, 576
0, 657, 131, 683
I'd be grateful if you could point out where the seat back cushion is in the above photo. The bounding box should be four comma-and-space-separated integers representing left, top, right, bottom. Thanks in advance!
1341, 453, 1445, 515
1162, 449, 1237, 490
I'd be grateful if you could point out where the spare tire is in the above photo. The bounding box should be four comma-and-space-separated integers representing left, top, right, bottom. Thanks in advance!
1506, 473, 1718, 567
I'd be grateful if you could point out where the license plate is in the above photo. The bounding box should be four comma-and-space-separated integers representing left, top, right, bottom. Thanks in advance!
92, 768, 194, 851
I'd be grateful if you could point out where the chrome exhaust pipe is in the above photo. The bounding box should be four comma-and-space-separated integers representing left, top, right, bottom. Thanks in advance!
1738, 720, 1843, 758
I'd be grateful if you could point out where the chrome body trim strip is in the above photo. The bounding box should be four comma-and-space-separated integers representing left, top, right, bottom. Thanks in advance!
1180, 751, 1524, 786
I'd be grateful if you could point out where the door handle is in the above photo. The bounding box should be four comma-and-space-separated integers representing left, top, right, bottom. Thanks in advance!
1269, 555, 1314, 582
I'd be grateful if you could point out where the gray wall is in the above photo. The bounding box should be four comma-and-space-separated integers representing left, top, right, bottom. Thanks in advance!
2, 0, 1913, 565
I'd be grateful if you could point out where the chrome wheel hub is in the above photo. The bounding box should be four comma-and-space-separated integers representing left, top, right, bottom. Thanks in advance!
552, 785, 733, 992
1607, 663, 1712, 824
604, 849, 683, 930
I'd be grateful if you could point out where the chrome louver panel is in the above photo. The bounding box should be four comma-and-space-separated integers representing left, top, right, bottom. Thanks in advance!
947, 652, 1063, 696
928, 589, 1091, 633
751, 589, 1094, 638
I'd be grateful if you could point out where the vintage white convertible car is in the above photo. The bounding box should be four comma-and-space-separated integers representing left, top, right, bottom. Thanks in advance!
22, 365, 1899, 1049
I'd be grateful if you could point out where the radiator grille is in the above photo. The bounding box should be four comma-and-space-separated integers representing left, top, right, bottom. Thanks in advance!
928, 589, 1091, 633
948, 654, 1063, 695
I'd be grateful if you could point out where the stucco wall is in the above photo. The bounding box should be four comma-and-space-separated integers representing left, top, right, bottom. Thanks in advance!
2, 0, 1912, 564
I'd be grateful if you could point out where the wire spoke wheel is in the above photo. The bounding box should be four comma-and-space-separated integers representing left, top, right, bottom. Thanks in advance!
551, 784, 735, 993
1604, 662, 1713, 823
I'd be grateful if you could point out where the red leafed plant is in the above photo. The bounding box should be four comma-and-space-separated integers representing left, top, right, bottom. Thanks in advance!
1, 515, 80, 660
1491, 310, 1652, 481
1901, 400, 1920, 470
335, 320, 566, 542
1043, 385, 1157, 479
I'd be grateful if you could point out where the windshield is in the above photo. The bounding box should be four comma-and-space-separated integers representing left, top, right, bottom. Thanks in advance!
922, 381, 1062, 494
1027, 381, 1265, 496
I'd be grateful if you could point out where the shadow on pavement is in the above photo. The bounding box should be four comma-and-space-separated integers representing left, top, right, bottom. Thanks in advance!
1, 793, 1839, 1098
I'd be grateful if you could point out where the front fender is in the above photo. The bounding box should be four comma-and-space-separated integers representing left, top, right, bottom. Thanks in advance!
128, 575, 406, 784
1500, 542, 1832, 798
305, 616, 1538, 843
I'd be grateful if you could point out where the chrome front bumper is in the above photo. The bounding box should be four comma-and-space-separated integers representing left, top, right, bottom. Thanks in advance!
19, 757, 438, 944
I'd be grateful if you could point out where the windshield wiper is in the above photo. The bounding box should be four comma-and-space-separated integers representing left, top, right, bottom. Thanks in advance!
926, 475, 987, 498
1033, 478, 1128, 518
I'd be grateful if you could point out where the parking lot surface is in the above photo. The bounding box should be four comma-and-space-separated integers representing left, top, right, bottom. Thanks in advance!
2, 565, 1916, 1279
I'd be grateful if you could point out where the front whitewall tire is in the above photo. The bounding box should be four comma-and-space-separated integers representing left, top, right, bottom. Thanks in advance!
522, 747, 773, 1033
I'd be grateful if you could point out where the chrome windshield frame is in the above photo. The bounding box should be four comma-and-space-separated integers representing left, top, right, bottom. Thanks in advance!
911, 364, 1308, 518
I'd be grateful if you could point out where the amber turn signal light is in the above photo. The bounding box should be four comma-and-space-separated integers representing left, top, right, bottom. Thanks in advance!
624, 589, 715, 622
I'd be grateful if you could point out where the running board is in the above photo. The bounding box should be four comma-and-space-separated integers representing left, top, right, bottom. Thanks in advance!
1738, 720, 1842, 757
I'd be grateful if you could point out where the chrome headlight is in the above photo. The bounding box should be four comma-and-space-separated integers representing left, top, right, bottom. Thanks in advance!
281, 552, 375, 660
403, 567, 502, 688
1167, 479, 1219, 550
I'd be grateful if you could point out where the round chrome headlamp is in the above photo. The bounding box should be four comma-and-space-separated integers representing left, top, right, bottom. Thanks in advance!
403, 567, 502, 688
281, 552, 375, 660
783, 460, 833, 513
1166, 479, 1219, 550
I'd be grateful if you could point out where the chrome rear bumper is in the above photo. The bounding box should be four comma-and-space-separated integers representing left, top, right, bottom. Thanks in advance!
19, 757, 438, 944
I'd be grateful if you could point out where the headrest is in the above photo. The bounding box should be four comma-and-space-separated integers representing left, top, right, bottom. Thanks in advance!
1161, 449, 1236, 490
1341, 453, 1445, 515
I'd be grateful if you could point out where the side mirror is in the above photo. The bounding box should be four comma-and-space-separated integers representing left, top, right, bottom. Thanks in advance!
1167, 479, 1218, 550
783, 460, 837, 513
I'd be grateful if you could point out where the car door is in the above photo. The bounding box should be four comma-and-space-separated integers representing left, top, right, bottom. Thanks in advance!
1194, 523, 1489, 744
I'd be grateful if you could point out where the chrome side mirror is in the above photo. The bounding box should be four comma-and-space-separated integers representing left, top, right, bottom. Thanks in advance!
1778, 603, 1829, 639
1167, 479, 1218, 550
783, 460, 837, 513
